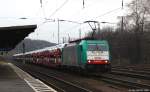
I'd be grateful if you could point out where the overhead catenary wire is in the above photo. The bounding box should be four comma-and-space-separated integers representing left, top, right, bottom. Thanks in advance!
36, 1, 127, 42
68, 5, 122, 25
41, 1, 122, 28
91, 7, 122, 20
48, 0, 69, 18
69, 0, 104, 21
33, 0, 47, 22
38, 6, 122, 34
67, 1, 122, 23
61, 7, 123, 32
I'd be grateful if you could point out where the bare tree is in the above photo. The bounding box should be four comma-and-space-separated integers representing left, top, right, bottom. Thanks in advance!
127, 0, 150, 31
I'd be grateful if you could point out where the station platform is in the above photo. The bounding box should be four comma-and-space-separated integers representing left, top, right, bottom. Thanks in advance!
0, 59, 56, 92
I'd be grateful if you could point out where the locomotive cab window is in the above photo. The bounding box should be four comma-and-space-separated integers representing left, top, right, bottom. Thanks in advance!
88, 44, 107, 51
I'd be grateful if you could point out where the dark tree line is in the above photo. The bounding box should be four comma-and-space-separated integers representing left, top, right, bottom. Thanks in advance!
92, 28, 150, 66
88, 0, 150, 66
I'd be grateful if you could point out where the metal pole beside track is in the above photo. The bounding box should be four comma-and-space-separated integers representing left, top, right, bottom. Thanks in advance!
58, 19, 60, 44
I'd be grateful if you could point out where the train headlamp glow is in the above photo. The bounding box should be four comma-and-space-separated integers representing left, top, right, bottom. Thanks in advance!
105, 60, 108, 63
88, 60, 91, 63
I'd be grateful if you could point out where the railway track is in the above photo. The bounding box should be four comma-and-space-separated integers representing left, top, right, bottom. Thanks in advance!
91, 67, 150, 89
113, 65, 150, 71
14, 62, 92, 92
98, 74, 150, 89
110, 69, 150, 80
28, 69, 92, 92
13, 61, 150, 91
112, 68, 150, 75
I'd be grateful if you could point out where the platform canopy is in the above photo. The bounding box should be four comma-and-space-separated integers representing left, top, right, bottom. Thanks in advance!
0, 25, 37, 51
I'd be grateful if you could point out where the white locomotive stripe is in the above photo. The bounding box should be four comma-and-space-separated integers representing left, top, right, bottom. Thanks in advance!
9, 63, 57, 92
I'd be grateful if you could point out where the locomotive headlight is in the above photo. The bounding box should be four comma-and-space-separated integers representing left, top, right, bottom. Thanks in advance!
88, 60, 91, 63
105, 60, 108, 63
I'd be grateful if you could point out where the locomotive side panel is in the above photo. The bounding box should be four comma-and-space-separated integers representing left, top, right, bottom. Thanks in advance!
62, 45, 81, 67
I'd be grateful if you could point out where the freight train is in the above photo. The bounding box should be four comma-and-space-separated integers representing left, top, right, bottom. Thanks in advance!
13, 39, 111, 73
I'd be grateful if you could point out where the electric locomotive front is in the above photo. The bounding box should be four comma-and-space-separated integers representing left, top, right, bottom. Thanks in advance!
81, 40, 111, 72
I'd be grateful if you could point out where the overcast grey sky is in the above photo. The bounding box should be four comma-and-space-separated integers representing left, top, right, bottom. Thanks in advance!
0, 0, 131, 43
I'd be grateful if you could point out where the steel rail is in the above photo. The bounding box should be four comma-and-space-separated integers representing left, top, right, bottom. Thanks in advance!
110, 70, 150, 80
14, 62, 92, 92
99, 74, 150, 89
112, 68, 150, 75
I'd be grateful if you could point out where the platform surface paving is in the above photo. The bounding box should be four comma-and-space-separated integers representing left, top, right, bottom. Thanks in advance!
0, 61, 35, 92
0, 60, 56, 92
